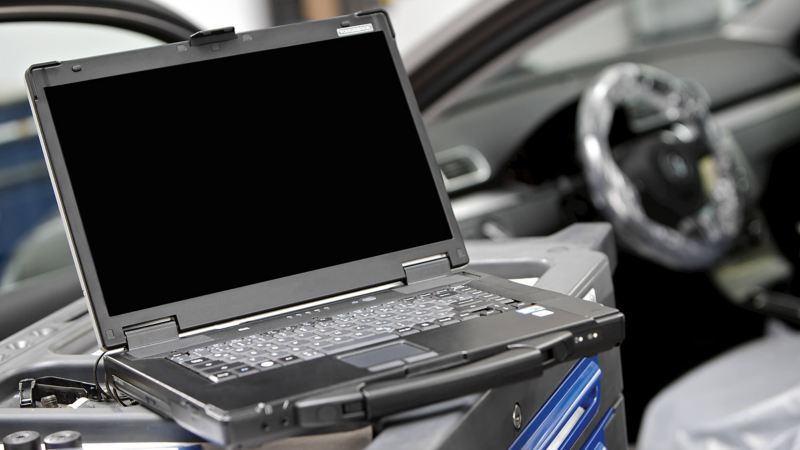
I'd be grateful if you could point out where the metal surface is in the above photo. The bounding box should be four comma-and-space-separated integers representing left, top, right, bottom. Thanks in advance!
513, 403, 523, 430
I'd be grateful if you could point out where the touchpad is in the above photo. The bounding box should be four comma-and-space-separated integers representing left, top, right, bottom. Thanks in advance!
339, 341, 434, 370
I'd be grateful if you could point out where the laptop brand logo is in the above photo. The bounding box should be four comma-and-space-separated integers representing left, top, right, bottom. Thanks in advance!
337, 24, 374, 37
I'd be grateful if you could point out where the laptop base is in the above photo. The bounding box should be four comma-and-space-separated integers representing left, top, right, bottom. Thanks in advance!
104, 271, 623, 447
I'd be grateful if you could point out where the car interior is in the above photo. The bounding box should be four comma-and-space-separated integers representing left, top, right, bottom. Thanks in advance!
1, 0, 800, 447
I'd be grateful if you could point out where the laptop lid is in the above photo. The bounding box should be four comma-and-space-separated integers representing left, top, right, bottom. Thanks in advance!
26, 12, 468, 350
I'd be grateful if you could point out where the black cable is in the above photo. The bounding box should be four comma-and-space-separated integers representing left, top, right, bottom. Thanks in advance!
94, 350, 136, 406
106, 372, 137, 407
93, 350, 111, 401
95, 355, 137, 407
105, 371, 122, 405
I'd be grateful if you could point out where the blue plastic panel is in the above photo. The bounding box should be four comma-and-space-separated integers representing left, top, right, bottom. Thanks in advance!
580, 406, 616, 450
509, 357, 602, 450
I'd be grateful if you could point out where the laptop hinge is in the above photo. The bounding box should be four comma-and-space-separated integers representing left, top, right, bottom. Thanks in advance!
403, 255, 451, 284
123, 317, 179, 351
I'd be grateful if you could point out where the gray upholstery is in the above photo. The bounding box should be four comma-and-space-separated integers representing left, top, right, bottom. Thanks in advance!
0, 215, 79, 340
1, 214, 72, 292
638, 321, 800, 449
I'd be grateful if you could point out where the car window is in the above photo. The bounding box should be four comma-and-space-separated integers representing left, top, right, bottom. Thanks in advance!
0, 23, 161, 293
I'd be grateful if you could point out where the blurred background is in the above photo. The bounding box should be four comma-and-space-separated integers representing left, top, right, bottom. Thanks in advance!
0, 0, 764, 288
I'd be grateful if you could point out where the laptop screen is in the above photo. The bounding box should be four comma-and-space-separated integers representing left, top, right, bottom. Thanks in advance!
44, 32, 452, 317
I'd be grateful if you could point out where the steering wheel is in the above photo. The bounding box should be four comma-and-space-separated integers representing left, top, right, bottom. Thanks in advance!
576, 63, 752, 270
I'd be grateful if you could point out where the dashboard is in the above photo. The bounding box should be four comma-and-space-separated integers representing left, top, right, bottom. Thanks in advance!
428, 35, 800, 239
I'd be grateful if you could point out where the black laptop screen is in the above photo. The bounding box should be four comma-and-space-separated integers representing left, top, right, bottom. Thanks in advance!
44, 32, 453, 317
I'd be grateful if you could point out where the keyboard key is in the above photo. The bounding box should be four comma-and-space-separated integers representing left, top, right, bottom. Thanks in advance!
396, 327, 420, 337
454, 302, 494, 314
257, 360, 280, 371
208, 371, 236, 382
491, 304, 515, 312
203, 362, 244, 374
277, 355, 302, 365
169, 352, 191, 362
434, 317, 459, 326
194, 360, 225, 371
351, 330, 375, 338
235, 366, 258, 376
412, 322, 439, 331
184, 357, 210, 366
298, 350, 324, 360
244, 356, 268, 365
453, 298, 484, 308
330, 336, 352, 345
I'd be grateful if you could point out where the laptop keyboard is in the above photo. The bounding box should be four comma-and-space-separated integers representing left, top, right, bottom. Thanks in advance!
167, 285, 527, 382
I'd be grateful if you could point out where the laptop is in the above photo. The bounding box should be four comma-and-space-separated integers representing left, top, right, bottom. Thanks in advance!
26, 11, 624, 448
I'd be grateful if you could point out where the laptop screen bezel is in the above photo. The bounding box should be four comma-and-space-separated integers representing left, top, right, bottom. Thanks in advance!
26, 13, 469, 350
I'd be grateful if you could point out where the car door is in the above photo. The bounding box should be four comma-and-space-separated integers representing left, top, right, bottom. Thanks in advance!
0, 0, 197, 339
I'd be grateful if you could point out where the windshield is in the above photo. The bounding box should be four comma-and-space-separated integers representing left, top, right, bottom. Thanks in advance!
484, 0, 763, 84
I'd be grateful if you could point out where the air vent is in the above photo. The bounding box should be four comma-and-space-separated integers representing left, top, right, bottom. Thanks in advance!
441, 157, 476, 179
436, 145, 491, 193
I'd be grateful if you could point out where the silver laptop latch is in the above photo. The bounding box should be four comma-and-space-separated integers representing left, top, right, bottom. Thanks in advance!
402, 255, 451, 284
123, 317, 179, 351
